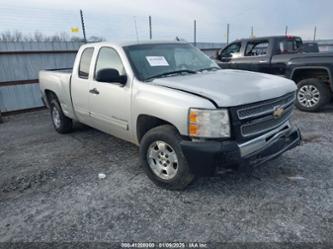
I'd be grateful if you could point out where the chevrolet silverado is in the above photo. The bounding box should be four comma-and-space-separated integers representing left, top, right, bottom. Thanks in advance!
39, 41, 301, 189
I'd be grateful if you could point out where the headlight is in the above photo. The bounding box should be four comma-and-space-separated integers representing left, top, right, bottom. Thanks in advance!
188, 108, 230, 138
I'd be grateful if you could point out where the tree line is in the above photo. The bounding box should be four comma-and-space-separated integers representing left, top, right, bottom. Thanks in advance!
0, 30, 105, 42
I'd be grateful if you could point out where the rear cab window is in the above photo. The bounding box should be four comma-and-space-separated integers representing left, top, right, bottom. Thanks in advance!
279, 37, 303, 54
78, 47, 94, 79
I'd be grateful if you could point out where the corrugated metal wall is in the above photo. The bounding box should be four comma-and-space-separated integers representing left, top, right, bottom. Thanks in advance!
0, 42, 82, 113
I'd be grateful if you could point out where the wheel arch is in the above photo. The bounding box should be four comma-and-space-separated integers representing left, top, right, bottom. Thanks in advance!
44, 89, 59, 107
136, 114, 182, 144
290, 66, 333, 91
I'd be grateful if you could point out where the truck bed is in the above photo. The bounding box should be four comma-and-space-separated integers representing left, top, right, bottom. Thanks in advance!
43, 68, 73, 73
39, 68, 74, 119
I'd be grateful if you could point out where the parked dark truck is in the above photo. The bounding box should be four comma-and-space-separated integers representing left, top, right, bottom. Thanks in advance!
216, 36, 333, 112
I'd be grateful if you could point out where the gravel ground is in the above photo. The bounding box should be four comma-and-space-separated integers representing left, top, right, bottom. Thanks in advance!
0, 107, 332, 243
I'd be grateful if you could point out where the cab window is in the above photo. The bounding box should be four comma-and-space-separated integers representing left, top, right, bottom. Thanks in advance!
245, 41, 269, 56
78, 48, 94, 79
95, 47, 126, 78
279, 38, 303, 53
221, 42, 241, 58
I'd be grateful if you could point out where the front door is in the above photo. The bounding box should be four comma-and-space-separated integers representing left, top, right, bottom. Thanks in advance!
217, 42, 242, 69
88, 47, 132, 142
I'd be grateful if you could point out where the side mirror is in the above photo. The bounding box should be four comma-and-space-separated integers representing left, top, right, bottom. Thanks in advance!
96, 68, 127, 85
216, 50, 222, 60
221, 56, 231, 62
213, 50, 219, 60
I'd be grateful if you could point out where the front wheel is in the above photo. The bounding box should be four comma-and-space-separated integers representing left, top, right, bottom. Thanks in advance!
139, 125, 195, 190
295, 79, 331, 112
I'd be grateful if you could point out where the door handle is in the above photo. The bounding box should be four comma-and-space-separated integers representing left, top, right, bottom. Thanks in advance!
89, 88, 100, 95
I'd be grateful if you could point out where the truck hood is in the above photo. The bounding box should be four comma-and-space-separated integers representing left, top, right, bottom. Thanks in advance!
151, 69, 296, 107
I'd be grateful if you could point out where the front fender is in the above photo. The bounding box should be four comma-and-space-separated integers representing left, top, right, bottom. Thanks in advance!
131, 82, 215, 144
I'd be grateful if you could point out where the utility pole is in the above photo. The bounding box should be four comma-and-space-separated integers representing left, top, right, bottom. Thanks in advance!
251, 26, 254, 38
194, 20, 197, 46
313, 26, 317, 41
285, 25, 288, 35
80, 9, 87, 43
226, 23, 230, 45
149, 16, 152, 40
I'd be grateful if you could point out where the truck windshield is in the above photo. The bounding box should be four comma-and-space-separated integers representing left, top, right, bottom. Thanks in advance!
124, 43, 219, 81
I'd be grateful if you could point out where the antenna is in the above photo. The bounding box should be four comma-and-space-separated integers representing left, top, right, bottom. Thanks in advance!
226, 24, 230, 44
149, 16, 152, 40
194, 20, 197, 46
80, 9, 87, 43
313, 26, 317, 41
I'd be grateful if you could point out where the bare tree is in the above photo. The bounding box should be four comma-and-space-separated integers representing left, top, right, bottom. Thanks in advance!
1, 31, 14, 41
88, 36, 106, 42
33, 31, 44, 42
71, 36, 84, 42
13, 30, 23, 42
0, 30, 96, 42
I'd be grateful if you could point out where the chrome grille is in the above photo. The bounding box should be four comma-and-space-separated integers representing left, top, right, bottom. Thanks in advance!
241, 105, 293, 137
233, 92, 296, 138
237, 92, 296, 120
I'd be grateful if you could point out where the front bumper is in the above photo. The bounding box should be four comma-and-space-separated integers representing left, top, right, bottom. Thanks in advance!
180, 124, 301, 176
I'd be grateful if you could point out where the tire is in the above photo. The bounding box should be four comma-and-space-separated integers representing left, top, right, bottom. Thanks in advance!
295, 78, 331, 112
49, 98, 73, 133
139, 125, 195, 190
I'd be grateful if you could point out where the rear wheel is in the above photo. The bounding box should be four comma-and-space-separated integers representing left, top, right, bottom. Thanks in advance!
49, 99, 73, 133
140, 125, 195, 190
295, 78, 331, 112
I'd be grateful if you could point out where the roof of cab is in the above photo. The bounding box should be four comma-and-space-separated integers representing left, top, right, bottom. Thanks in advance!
233, 35, 302, 43
81, 40, 189, 48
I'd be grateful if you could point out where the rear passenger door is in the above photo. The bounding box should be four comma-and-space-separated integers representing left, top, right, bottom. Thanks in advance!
235, 40, 271, 73
71, 47, 94, 124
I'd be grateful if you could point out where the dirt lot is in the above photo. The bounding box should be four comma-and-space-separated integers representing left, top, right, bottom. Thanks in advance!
0, 107, 332, 243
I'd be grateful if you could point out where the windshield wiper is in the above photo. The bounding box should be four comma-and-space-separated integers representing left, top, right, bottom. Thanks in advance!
197, 66, 221, 72
144, 69, 197, 81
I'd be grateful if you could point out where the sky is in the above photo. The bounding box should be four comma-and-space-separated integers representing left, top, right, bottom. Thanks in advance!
0, 0, 332, 42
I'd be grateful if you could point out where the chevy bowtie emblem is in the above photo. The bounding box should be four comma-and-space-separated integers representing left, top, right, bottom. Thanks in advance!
273, 106, 285, 118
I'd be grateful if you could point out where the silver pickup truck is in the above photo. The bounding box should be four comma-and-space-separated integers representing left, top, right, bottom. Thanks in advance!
39, 41, 301, 190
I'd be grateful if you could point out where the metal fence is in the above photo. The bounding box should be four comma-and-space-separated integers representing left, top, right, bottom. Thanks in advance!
0, 41, 82, 113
